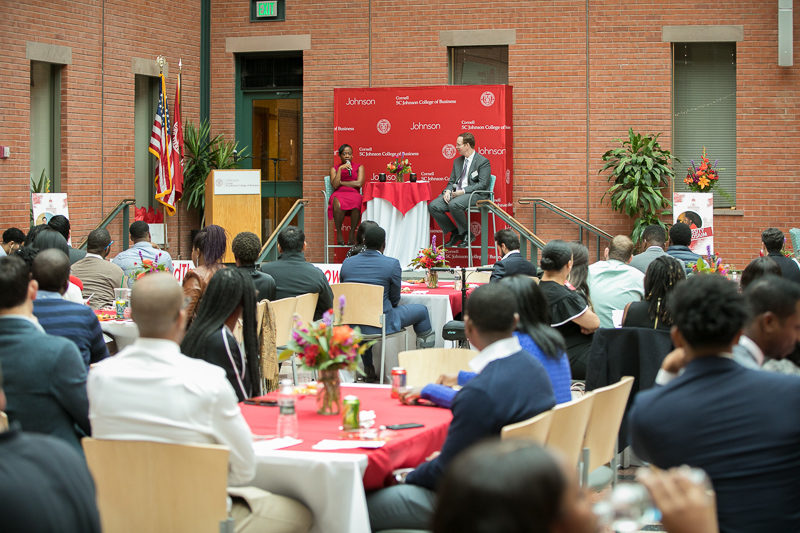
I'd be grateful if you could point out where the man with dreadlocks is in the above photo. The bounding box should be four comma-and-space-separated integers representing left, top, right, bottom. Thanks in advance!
89, 273, 314, 533
621, 255, 686, 330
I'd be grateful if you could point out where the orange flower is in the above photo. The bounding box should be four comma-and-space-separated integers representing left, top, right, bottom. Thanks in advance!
698, 176, 710, 188
332, 325, 353, 344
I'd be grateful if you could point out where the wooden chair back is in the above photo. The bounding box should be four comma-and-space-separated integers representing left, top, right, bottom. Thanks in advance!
466, 271, 492, 284
295, 292, 319, 330
583, 376, 635, 472
545, 392, 596, 468
0, 412, 7, 430
332, 283, 384, 328
83, 438, 229, 533
398, 348, 475, 386
501, 410, 553, 443
271, 297, 298, 347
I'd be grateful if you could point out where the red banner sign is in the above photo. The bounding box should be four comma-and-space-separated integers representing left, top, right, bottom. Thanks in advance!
333, 85, 514, 265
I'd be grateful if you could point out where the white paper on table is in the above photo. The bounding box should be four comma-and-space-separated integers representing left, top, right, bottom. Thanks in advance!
411, 290, 429, 294
612, 309, 625, 328
312, 439, 385, 450
252, 437, 303, 452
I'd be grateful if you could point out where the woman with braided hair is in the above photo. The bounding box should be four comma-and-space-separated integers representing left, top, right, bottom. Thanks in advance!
181, 268, 261, 401
622, 255, 686, 330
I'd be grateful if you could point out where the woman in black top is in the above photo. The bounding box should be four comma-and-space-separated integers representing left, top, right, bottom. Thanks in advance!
622, 255, 686, 330
538, 240, 600, 380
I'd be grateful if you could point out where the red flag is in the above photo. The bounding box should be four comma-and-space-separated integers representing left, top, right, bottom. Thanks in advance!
171, 70, 184, 201
149, 73, 176, 215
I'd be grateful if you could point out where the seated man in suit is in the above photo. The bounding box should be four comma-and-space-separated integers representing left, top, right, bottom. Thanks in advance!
489, 229, 537, 282
630, 275, 800, 533
629, 224, 667, 274
232, 231, 276, 302
428, 132, 491, 247
0, 255, 90, 452
261, 226, 333, 321
367, 283, 556, 531
47, 215, 87, 265
341, 225, 434, 382
88, 273, 313, 533
761, 227, 800, 284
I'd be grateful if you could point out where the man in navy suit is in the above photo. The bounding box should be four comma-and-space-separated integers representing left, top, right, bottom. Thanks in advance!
630, 275, 800, 533
428, 132, 492, 247
761, 227, 800, 284
340, 225, 434, 381
629, 224, 668, 274
489, 229, 537, 282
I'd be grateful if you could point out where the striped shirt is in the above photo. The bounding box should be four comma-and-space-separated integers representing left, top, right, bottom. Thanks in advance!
33, 293, 109, 367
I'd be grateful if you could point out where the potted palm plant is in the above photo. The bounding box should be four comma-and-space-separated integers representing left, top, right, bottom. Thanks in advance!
600, 128, 676, 245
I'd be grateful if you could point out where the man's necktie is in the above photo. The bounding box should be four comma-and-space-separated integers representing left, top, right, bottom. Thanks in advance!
457, 160, 468, 190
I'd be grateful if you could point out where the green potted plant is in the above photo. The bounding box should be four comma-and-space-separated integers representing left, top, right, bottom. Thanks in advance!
600, 128, 676, 244
182, 119, 249, 227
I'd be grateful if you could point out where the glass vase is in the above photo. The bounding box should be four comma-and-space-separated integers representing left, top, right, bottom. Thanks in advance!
425, 269, 438, 289
316, 369, 342, 416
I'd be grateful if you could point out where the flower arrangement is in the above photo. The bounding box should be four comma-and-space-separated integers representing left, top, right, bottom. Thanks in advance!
409, 235, 449, 270
684, 147, 723, 193
131, 252, 170, 280
692, 246, 730, 277
386, 152, 412, 182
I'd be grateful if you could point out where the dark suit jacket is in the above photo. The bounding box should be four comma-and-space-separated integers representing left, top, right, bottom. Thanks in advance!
630, 357, 800, 533
443, 152, 491, 195
238, 265, 276, 302
260, 251, 334, 320
767, 251, 800, 284
490, 251, 537, 282
0, 317, 90, 451
340, 249, 405, 333
628, 246, 667, 274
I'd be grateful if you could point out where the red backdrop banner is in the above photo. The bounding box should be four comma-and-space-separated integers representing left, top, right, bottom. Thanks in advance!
333, 85, 514, 266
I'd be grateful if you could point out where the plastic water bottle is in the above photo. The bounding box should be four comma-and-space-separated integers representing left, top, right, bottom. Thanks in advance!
276, 379, 298, 439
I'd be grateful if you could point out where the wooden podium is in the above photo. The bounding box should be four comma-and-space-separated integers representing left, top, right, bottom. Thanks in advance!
205, 169, 261, 263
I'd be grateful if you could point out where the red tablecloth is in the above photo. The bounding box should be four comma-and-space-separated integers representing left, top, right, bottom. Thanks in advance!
362, 181, 432, 216
402, 281, 477, 317
241, 385, 452, 490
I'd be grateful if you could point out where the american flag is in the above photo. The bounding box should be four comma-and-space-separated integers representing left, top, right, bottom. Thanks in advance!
149, 73, 176, 215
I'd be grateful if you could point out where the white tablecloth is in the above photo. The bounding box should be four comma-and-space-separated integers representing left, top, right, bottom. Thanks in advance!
100, 321, 139, 351
364, 198, 429, 270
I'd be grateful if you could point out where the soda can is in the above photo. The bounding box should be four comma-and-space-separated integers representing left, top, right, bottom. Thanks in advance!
115, 299, 126, 319
391, 367, 407, 399
342, 395, 360, 430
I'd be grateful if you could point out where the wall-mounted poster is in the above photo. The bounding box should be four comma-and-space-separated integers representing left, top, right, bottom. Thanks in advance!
32, 193, 71, 244
673, 192, 713, 255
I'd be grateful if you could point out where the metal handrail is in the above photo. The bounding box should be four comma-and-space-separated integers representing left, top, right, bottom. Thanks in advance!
77, 199, 137, 250
257, 199, 309, 263
517, 197, 613, 260
475, 200, 547, 266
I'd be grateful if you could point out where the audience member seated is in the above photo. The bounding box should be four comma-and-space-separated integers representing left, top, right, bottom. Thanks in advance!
341, 225, 434, 382
71, 229, 125, 309
345, 220, 379, 259
629, 224, 668, 274
261, 226, 333, 321
183, 224, 227, 326
490, 229, 537, 282
566, 241, 591, 304
30, 228, 84, 303
88, 273, 313, 533
0, 255, 90, 451
587, 235, 644, 328
433, 438, 718, 533
538, 240, 600, 380
665, 222, 701, 271
367, 284, 556, 531
232, 231, 276, 301
622, 255, 686, 330
48, 214, 87, 265
630, 275, 800, 532
32, 249, 109, 367
0, 363, 101, 533
761, 227, 800, 283
740, 256, 782, 290
182, 269, 260, 402
22, 223, 48, 247
112, 220, 174, 281
0, 227, 25, 257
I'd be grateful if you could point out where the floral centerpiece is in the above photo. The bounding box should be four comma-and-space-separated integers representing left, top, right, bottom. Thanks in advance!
386, 152, 412, 182
130, 252, 170, 284
692, 246, 730, 278
279, 296, 374, 415
684, 147, 723, 193
409, 235, 449, 288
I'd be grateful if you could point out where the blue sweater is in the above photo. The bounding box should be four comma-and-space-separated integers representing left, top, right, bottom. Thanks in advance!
407, 351, 556, 490
33, 298, 109, 367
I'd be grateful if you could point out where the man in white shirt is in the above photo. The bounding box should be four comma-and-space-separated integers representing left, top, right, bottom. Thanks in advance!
428, 132, 492, 247
88, 273, 312, 533
587, 235, 645, 328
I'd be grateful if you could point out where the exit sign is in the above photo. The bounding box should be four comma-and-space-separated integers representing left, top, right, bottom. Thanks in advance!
256, 1, 277, 17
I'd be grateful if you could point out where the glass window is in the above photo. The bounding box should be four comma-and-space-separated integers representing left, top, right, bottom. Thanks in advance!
673, 42, 737, 207
241, 55, 302, 90
449, 46, 508, 85
30, 61, 61, 192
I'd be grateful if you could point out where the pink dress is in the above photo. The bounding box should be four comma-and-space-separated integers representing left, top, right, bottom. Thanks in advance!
328, 163, 364, 219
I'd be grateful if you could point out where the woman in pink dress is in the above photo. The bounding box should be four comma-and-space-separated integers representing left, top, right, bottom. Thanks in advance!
329, 144, 365, 245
